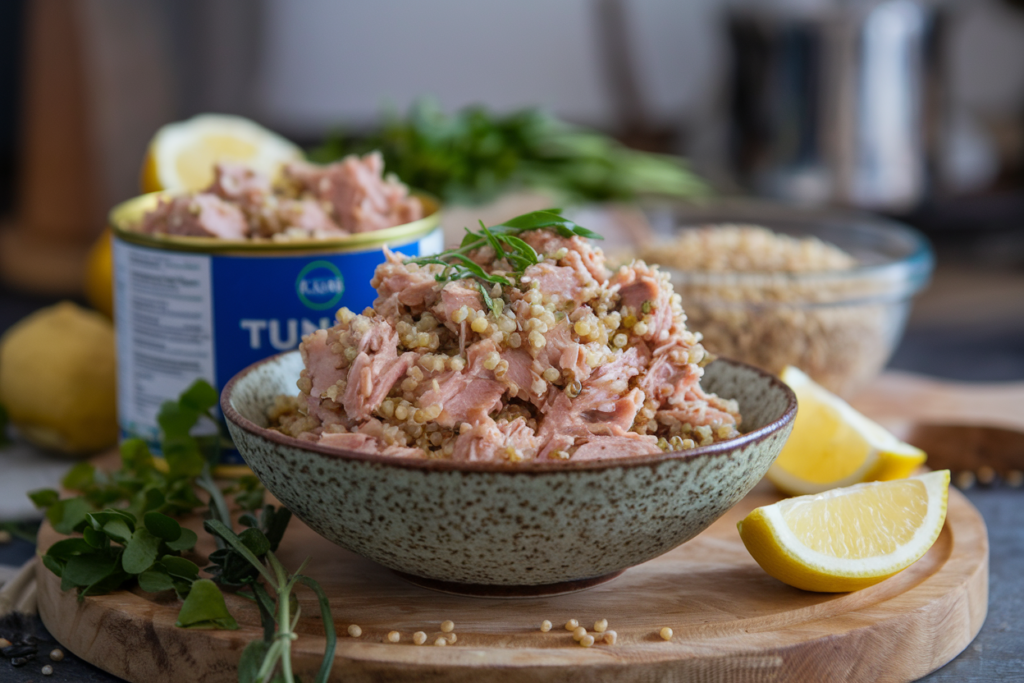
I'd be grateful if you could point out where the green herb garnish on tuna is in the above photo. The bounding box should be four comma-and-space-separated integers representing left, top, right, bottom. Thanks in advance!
406, 208, 601, 296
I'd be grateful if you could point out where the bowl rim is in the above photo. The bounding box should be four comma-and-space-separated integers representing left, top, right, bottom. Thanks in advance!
221, 350, 797, 474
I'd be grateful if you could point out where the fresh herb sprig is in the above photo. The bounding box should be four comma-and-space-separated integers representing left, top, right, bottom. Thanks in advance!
30, 380, 336, 683
407, 208, 602, 313
207, 519, 336, 683
28, 381, 237, 534
309, 100, 709, 205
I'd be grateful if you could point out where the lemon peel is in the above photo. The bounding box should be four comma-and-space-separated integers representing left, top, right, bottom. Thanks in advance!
739, 470, 949, 592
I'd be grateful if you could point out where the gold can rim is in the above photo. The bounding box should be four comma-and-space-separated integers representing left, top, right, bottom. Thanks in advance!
109, 190, 442, 254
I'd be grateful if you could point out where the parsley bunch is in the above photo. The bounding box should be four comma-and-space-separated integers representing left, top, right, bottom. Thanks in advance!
310, 100, 709, 205
29, 379, 337, 683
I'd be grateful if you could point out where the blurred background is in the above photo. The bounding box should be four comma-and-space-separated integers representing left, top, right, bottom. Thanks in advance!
0, 0, 1022, 379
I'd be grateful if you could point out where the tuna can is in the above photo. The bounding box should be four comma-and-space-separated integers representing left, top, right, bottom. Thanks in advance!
110, 191, 442, 471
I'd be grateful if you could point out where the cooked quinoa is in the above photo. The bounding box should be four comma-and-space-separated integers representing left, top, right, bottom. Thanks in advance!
639, 224, 893, 397
136, 151, 423, 241
270, 221, 742, 462
639, 224, 857, 273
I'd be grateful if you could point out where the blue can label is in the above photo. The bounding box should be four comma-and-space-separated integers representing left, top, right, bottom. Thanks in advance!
114, 228, 443, 461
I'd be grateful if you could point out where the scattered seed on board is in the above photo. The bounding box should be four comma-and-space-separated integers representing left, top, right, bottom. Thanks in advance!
441, 620, 455, 633
448, 633, 458, 644
387, 631, 400, 643
594, 619, 608, 633
604, 630, 618, 645
572, 627, 587, 642
347, 625, 362, 638
49, 649, 64, 662
540, 620, 552, 632
955, 471, 976, 490
434, 637, 448, 647
660, 627, 673, 641
413, 631, 427, 645
580, 634, 595, 648
565, 619, 579, 631
41, 665, 54, 676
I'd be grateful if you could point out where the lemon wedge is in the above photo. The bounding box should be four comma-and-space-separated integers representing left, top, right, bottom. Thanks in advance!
738, 470, 949, 592
767, 366, 927, 496
140, 114, 303, 192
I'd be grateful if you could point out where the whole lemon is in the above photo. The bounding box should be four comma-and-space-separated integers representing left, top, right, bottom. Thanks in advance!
0, 302, 118, 455
83, 229, 114, 319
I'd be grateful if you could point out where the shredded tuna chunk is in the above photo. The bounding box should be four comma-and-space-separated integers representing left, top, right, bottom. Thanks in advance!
270, 220, 741, 462
285, 152, 423, 233
139, 194, 249, 239
451, 417, 540, 462
136, 152, 423, 240
572, 434, 661, 460
371, 247, 442, 318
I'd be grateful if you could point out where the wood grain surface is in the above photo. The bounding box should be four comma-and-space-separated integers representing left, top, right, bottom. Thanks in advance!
850, 372, 1024, 434
35, 481, 988, 683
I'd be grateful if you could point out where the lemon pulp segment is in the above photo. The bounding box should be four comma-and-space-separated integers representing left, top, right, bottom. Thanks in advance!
778, 478, 928, 559
174, 134, 259, 190
143, 114, 303, 193
768, 366, 926, 495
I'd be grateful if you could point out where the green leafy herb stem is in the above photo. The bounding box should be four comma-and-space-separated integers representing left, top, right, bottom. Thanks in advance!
207, 519, 336, 683
309, 100, 709, 205
406, 208, 602, 312
29, 379, 336, 683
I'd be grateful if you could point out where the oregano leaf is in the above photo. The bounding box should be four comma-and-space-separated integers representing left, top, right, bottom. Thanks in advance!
122, 528, 162, 574
175, 579, 238, 630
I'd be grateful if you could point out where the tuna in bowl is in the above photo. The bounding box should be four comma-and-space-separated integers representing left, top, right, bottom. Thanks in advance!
269, 211, 746, 461
221, 211, 798, 592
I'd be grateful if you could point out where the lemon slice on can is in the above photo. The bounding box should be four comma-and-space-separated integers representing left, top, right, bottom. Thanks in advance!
768, 366, 927, 496
140, 114, 303, 193
738, 470, 949, 592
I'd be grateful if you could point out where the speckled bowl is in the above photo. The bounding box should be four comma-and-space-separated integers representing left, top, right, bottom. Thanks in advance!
222, 352, 796, 595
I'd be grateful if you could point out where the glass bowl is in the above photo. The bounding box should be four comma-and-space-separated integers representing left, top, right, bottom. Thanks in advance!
638, 200, 934, 398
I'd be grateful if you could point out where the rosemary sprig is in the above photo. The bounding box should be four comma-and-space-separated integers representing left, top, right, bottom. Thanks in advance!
407, 209, 601, 302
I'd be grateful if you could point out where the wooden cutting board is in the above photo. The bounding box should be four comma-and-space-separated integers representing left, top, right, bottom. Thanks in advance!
35, 480, 987, 683
849, 372, 1024, 434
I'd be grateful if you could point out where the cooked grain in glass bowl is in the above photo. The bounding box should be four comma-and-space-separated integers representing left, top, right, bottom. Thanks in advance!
636, 202, 933, 397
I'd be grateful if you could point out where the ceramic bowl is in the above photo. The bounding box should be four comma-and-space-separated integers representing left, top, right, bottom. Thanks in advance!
222, 352, 796, 594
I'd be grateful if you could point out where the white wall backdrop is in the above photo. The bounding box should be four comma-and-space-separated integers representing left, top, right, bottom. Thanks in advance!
255, 0, 721, 136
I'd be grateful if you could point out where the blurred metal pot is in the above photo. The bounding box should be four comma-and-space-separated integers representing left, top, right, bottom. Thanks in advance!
727, 0, 946, 212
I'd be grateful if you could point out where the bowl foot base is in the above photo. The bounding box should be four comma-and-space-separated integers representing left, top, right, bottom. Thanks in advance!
391, 569, 626, 598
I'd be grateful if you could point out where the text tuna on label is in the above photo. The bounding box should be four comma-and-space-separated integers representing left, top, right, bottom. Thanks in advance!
240, 318, 332, 350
